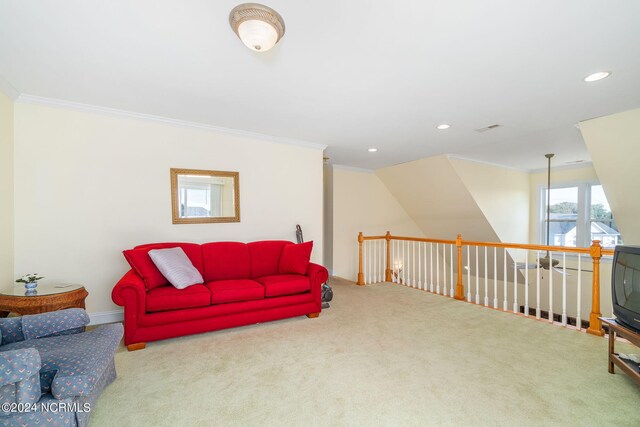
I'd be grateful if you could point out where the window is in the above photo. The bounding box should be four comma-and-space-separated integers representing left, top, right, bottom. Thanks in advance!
541, 183, 622, 249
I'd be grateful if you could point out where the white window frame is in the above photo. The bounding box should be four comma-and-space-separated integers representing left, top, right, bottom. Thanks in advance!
538, 181, 619, 249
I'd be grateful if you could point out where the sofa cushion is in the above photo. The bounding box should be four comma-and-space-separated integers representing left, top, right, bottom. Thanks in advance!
135, 242, 204, 275
124, 242, 204, 290
202, 242, 251, 282
257, 274, 311, 297
205, 279, 264, 304
149, 247, 204, 289
278, 241, 313, 275
248, 240, 290, 278
146, 284, 211, 312
123, 249, 169, 290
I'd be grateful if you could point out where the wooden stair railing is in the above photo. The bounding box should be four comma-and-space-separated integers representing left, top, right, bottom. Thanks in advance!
357, 232, 614, 336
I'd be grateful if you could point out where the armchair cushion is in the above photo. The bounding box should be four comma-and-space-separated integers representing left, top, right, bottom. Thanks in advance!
22, 308, 90, 341
0, 348, 42, 410
0, 317, 24, 346
0, 348, 41, 387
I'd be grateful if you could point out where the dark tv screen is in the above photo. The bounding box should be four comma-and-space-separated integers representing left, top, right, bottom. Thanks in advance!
614, 251, 640, 318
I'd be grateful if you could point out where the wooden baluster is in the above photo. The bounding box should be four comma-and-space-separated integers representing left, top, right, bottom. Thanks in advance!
536, 251, 541, 319
549, 252, 554, 323
587, 240, 605, 336
357, 232, 365, 286
576, 254, 582, 330
442, 243, 447, 295
562, 253, 567, 326
513, 253, 518, 313
436, 243, 440, 294
413, 242, 418, 288
385, 232, 392, 282
467, 246, 472, 302
484, 246, 488, 306
525, 250, 529, 317
475, 246, 480, 304
455, 234, 465, 301
430, 242, 434, 292
449, 244, 454, 297
493, 247, 498, 308
402, 240, 407, 286
418, 241, 422, 290
503, 248, 508, 311
423, 242, 428, 290
374, 240, 379, 283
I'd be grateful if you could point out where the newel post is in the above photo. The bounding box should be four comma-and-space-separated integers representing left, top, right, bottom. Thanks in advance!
357, 232, 365, 286
385, 231, 392, 282
587, 240, 605, 336
454, 234, 465, 300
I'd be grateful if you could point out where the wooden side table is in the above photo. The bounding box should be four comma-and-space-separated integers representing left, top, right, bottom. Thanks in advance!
600, 317, 640, 386
0, 284, 88, 317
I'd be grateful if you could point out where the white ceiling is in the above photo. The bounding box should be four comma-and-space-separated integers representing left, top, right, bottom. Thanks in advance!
1, 0, 639, 171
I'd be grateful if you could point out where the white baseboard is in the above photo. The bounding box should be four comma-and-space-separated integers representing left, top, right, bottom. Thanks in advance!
88, 310, 123, 325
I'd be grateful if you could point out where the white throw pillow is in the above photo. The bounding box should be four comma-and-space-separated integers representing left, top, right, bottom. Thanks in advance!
148, 247, 204, 290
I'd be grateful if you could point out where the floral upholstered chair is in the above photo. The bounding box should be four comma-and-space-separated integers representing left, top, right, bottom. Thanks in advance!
0, 309, 123, 426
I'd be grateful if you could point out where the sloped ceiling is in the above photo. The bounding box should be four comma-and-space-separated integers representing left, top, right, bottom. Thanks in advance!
376, 155, 501, 242
580, 108, 640, 244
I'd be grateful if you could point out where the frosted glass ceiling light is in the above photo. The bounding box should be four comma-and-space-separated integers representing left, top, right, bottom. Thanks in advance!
584, 71, 611, 82
229, 3, 285, 52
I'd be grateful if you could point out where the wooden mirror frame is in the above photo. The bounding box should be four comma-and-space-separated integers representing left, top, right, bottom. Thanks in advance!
170, 168, 240, 224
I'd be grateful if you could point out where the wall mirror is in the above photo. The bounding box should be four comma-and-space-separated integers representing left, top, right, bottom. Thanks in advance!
170, 168, 240, 224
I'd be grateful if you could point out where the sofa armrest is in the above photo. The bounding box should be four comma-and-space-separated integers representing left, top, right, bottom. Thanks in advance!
306, 263, 329, 309
0, 348, 42, 412
112, 270, 146, 313
22, 308, 90, 341
306, 262, 329, 286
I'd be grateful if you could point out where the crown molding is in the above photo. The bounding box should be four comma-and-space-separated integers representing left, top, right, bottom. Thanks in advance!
0, 74, 20, 100
332, 164, 374, 173
446, 154, 529, 173
16, 94, 328, 151
529, 161, 593, 174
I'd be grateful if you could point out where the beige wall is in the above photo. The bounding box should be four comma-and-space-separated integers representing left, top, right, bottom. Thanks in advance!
580, 108, 640, 245
13, 102, 324, 314
331, 167, 423, 281
0, 90, 13, 287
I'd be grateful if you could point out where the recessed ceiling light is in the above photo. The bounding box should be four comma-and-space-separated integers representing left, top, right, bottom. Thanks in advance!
584, 71, 611, 82
437, 124, 451, 130
368, 148, 378, 152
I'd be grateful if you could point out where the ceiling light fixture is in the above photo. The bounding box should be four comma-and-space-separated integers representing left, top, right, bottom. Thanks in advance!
368, 148, 378, 152
229, 3, 285, 52
584, 71, 611, 82
437, 124, 451, 130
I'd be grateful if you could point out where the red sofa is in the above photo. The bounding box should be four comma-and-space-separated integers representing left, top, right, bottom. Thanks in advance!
112, 240, 328, 350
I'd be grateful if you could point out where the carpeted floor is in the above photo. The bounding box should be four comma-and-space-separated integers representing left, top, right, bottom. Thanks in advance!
90, 278, 640, 426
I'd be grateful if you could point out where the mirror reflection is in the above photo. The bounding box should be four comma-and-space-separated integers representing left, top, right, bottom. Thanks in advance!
171, 169, 240, 223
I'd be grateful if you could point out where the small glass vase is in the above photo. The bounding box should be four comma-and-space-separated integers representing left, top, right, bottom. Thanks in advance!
24, 281, 38, 290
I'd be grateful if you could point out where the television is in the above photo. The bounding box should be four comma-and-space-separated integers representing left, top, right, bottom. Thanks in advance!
612, 245, 640, 333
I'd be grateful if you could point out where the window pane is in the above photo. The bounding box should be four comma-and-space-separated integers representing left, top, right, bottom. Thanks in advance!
591, 185, 622, 248
546, 187, 578, 220
543, 187, 578, 246
545, 220, 577, 247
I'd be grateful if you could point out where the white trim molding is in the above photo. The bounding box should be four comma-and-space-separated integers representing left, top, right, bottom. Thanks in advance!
332, 164, 374, 174
88, 310, 124, 326
0, 74, 20, 100
16, 94, 328, 151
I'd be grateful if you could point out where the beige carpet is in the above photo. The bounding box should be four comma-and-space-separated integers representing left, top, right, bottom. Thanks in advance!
90, 278, 640, 426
